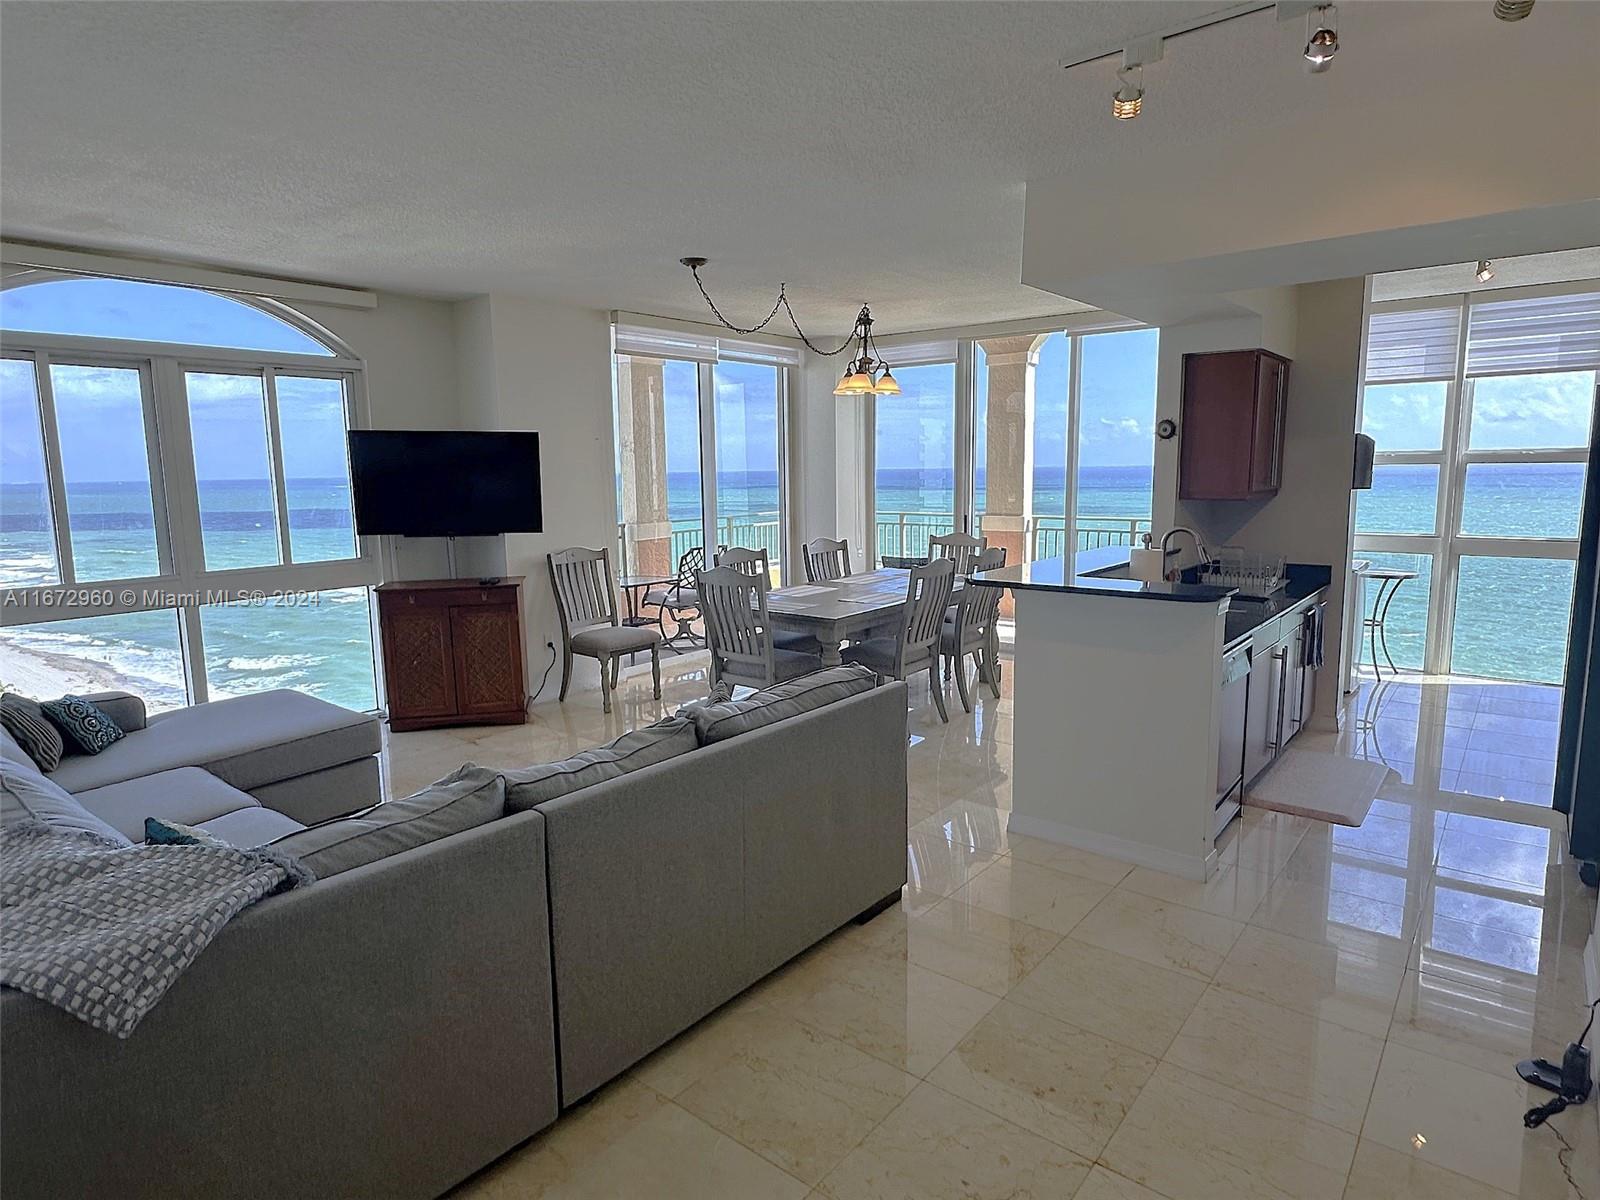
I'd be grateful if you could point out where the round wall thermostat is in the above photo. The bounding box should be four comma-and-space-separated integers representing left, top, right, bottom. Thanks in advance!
1156, 418, 1177, 440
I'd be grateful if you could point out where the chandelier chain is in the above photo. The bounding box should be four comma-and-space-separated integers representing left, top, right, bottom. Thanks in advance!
687, 263, 857, 358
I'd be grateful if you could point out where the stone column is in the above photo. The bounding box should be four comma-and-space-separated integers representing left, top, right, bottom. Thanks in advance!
614, 356, 673, 578
977, 336, 1039, 614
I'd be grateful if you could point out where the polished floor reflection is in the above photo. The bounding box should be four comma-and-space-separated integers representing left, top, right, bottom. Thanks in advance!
385, 655, 1597, 1200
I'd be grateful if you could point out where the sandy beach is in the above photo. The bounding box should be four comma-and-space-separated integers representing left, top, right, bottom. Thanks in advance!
0, 637, 186, 711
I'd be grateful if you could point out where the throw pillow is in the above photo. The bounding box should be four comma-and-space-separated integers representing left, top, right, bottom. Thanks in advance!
502, 715, 699, 812
0, 760, 132, 845
40, 694, 126, 756
144, 817, 228, 848
1, 693, 64, 772
267, 764, 506, 879
678, 664, 877, 746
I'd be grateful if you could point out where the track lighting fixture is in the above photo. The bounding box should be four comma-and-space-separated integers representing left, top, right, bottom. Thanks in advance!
1112, 65, 1144, 119
1304, 5, 1339, 69
1476, 260, 1496, 284
1494, 0, 1535, 20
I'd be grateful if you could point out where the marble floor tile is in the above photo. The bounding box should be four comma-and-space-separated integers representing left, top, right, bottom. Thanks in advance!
1068, 889, 1245, 981
1217, 808, 1312, 876
1212, 924, 1406, 1037
760, 944, 1001, 1078
812, 1082, 1092, 1200
953, 856, 1113, 936
927, 999, 1157, 1159
903, 830, 1002, 915
1004, 832, 1135, 885
1361, 1043, 1587, 1197
1340, 1139, 1516, 1200
1070, 1167, 1172, 1200
1118, 862, 1274, 921
666, 1009, 918, 1185
449, 1077, 809, 1200
839, 895, 1061, 997
1165, 987, 1386, 1133
1249, 870, 1423, 967
1101, 1062, 1356, 1200
1004, 936, 1208, 1056
1411, 912, 1593, 1010
1385, 969, 1575, 1079
919, 796, 1013, 854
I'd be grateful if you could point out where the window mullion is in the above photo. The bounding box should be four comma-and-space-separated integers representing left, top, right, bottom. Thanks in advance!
177, 603, 208, 705
262, 367, 295, 566
137, 358, 179, 579
154, 357, 206, 590
1065, 335, 1084, 553
1431, 302, 1472, 675
31, 351, 77, 586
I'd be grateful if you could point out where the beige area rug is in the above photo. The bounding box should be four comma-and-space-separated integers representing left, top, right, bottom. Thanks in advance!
1244, 748, 1390, 827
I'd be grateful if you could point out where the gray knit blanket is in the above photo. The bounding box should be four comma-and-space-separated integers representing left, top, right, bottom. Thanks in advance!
0, 820, 310, 1038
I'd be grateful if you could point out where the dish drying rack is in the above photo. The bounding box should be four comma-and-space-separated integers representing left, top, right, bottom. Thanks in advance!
1199, 548, 1286, 597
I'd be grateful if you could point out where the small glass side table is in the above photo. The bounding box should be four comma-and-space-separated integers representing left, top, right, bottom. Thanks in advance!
1357, 565, 1416, 681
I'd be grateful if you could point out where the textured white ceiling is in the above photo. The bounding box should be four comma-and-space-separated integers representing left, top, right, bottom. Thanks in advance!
1, 2, 1592, 336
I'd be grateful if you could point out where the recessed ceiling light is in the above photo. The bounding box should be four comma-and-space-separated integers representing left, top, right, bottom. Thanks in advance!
1476, 259, 1496, 283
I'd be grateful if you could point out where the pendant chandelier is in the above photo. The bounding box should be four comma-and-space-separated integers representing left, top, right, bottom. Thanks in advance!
680, 257, 900, 396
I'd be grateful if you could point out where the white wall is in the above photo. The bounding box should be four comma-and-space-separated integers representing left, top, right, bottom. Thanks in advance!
449, 293, 618, 698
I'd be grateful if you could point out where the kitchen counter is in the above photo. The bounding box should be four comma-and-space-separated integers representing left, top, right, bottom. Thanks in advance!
972, 546, 1234, 604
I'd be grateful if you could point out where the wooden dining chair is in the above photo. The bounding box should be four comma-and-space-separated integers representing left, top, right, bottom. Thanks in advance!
842, 557, 957, 722
803, 537, 852, 582
929, 531, 987, 576
547, 547, 661, 714
715, 546, 819, 652
698, 566, 822, 692
942, 546, 1006, 711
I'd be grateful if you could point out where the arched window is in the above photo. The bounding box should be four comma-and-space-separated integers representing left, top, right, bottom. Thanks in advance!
1, 272, 377, 712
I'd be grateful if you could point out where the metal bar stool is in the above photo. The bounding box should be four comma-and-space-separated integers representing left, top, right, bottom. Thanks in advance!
1358, 566, 1417, 681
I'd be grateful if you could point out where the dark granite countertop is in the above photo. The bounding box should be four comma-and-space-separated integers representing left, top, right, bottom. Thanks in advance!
970, 546, 1235, 604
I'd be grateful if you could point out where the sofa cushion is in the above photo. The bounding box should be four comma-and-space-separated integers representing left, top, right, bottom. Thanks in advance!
196, 806, 306, 848
268, 765, 504, 880
0, 725, 32, 769
47, 689, 381, 794
41, 694, 126, 756
74, 767, 263, 843
2, 695, 63, 772
502, 717, 698, 813
677, 665, 877, 746
0, 754, 131, 845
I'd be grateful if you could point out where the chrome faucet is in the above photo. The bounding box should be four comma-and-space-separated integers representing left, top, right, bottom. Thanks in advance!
1159, 527, 1210, 581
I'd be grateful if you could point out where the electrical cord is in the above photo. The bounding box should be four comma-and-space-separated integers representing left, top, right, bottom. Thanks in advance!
1523, 998, 1600, 1129
526, 642, 558, 707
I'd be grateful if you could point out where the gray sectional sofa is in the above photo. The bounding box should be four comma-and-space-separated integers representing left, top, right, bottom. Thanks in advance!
0, 671, 910, 1199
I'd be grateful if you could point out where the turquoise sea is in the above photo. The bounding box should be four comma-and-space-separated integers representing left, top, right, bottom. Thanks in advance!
1, 462, 1585, 707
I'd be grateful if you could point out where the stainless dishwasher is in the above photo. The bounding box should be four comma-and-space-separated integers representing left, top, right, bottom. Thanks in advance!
1215, 644, 1251, 837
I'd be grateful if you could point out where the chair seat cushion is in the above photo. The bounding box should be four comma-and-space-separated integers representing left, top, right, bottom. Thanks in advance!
195, 806, 307, 848
772, 629, 821, 653
678, 665, 876, 746
644, 586, 699, 608
772, 648, 826, 681
843, 638, 936, 674
268, 765, 505, 880
47, 689, 380, 794
571, 625, 662, 656
502, 717, 698, 812
74, 767, 263, 843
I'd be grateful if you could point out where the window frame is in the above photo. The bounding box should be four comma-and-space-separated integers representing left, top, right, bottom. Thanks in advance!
1354, 287, 1596, 680
1, 272, 381, 708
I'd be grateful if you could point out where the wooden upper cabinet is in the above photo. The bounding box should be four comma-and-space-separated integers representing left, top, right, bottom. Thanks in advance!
1179, 349, 1291, 500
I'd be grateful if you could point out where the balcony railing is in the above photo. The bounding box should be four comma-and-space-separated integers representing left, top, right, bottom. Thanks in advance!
617, 510, 1152, 577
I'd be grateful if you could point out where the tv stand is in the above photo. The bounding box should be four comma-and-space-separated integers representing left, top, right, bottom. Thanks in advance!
375, 578, 526, 731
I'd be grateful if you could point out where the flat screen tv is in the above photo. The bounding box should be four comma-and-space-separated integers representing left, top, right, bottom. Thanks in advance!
348, 430, 543, 537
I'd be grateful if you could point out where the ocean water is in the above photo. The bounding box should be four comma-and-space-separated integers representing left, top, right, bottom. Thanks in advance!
1, 463, 1586, 705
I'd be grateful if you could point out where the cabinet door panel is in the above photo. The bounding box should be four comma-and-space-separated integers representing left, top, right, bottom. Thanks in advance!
382, 604, 457, 720
1244, 646, 1278, 783
450, 606, 525, 716
1180, 352, 1257, 499
1249, 356, 1287, 494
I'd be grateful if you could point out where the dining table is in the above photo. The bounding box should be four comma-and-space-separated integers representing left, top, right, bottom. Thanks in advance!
766, 567, 968, 668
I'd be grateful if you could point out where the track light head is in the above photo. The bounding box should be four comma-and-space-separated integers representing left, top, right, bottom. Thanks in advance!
1475, 260, 1496, 284
1112, 65, 1144, 120
1304, 5, 1339, 69
1494, 1, 1535, 21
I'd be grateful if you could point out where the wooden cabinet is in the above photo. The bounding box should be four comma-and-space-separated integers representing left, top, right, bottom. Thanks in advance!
1241, 597, 1324, 786
376, 578, 526, 732
1179, 349, 1291, 500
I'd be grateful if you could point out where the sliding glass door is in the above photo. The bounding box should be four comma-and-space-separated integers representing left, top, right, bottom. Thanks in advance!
874, 362, 958, 562
612, 327, 793, 584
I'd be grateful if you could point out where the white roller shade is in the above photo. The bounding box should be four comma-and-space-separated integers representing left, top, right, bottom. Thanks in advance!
1365, 305, 1461, 383
612, 321, 801, 367
876, 336, 959, 367
1466, 291, 1600, 377
717, 339, 801, 368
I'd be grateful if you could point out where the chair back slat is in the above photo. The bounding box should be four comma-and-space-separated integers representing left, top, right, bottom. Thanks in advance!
929, 532, 987, 576
698, 566, 775, 685
803, 537, 851, 582
547, 547, 617, 634
897, 556, 956, 668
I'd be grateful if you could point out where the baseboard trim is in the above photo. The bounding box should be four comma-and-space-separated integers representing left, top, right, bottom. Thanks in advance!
1586, 931, 1599, 1008
1006, 810, 1213, 882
